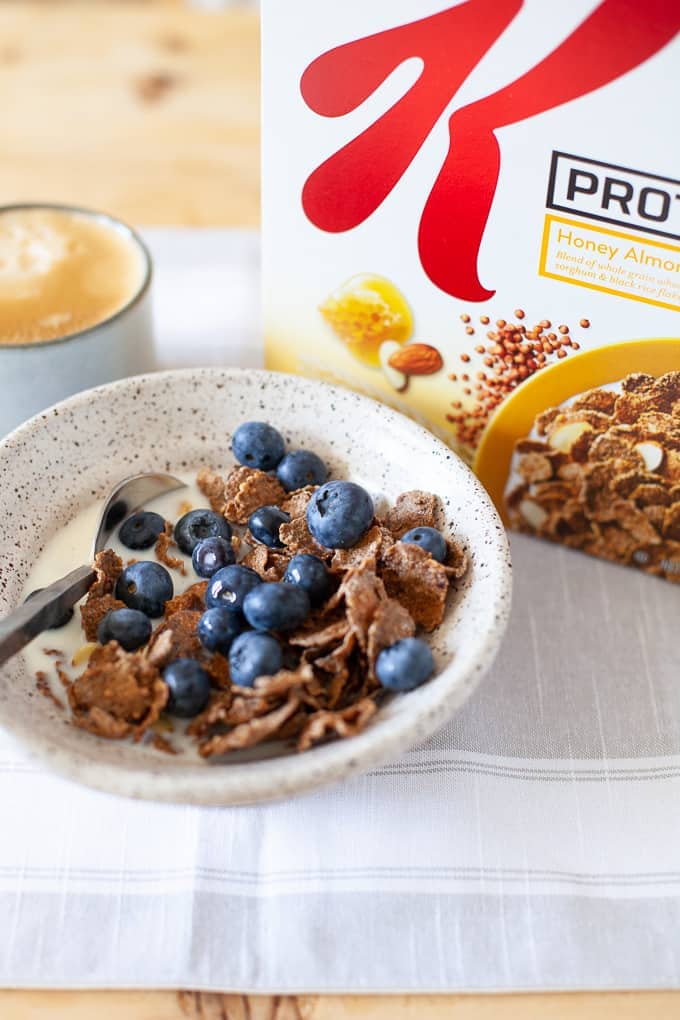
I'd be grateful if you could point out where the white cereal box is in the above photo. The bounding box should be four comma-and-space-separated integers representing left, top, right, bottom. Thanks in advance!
262, 0, 680, 581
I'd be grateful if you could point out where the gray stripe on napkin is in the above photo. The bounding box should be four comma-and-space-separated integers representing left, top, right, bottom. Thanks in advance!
1, 890, 679, 992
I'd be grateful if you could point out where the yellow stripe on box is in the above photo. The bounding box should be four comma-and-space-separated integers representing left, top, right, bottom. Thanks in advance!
539, 214, 680, 312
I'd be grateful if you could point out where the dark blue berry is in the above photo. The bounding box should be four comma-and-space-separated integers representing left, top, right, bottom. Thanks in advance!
197, 607, 243, 654
229, 631, 283, 687
248, 505, 290, 548
115, 561, 173, 618
375, 637, 434, 692
206, 564, 262, 613
163, 659, 211, 717
243, 582, 310, 632
276, 450, 328, 492
97, 608, 152, 651
400, 526, 447, 564
191, 536, 235, 578
284, 554, 333, 607
174, 509, 232, 556
306, 480, 374, 549
232, 421, 285, 471
118, 511, 165, 551
24, 589, 74, 630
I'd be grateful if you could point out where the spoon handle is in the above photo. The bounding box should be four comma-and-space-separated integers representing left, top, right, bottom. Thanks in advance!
0, 565, 96, 666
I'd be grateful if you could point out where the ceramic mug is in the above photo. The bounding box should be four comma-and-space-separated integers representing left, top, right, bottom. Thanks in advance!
0, 203, 154, 438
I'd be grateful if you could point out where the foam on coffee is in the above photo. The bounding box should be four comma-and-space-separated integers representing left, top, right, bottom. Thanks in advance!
0, 208, 147, 345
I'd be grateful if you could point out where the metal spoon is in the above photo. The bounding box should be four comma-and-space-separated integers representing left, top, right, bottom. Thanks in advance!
0, 472, 186, 666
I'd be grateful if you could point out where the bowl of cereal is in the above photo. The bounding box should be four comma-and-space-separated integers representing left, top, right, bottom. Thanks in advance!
474, 338, 679, 580
0, 368, 511, 804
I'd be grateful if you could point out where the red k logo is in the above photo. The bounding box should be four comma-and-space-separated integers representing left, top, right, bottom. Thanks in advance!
301, 0, 679, 301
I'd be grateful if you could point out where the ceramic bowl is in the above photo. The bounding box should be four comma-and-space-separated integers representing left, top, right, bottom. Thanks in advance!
0, 368, 511, 804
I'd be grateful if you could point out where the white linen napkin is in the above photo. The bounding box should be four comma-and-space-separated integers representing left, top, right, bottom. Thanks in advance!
1, 229, 679, 993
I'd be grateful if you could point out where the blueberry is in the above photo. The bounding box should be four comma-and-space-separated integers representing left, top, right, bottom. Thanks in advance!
192, 536, 235, 578
284, 554, 333, 607
375, 637, 434, 692
229, 631, 283, 687
248, 505, 290, 548
24, 589, 74, 630
306, 480, 374, 549
163, 658, 211, 717
232, 421, 285, 471
115, 561, 173, 618
197, 607, 243, 654
206, 564, 262, 613
97, 608, 152, 651
400, 526, 448, 564
174, 509, 232, 556
118, 511, 165, 551
243, 582, 310, 632
276, 450, 328, 492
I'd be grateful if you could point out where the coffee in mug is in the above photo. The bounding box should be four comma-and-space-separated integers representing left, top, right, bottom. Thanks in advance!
0, 203, 153, 437
0, 207, 147, 346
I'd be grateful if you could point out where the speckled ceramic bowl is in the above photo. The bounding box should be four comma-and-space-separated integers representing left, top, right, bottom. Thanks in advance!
0, 368, 511, 804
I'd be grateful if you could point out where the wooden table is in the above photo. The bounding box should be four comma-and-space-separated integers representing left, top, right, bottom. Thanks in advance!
0, 3, 674, 1016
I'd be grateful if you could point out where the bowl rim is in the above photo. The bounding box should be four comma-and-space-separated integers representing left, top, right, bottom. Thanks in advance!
0, 367, 512, 805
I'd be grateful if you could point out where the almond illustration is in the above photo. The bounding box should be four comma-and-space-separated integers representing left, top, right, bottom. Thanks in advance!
379, 340, 409, 392
519, 498, 549, 530
547, 420, 592, 453
388, 343, 443, 377
634, 440, 664, 472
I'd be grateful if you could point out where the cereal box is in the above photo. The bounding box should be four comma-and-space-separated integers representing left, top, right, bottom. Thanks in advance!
262, 0, 680, 581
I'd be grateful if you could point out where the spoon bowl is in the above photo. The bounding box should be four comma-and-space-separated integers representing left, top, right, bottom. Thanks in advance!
92, 472, 186, 558
0, 472, 185, 665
